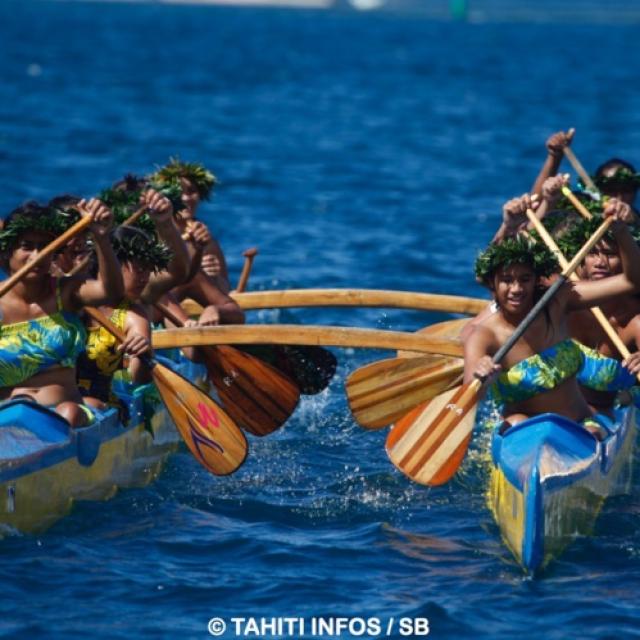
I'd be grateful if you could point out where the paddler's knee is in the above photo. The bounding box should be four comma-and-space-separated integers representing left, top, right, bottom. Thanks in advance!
499, 413, 529, 434
56, 401, 95, 428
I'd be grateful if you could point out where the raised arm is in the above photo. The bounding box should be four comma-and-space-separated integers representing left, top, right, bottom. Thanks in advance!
140, 189, 191, 301
531, 129, 574, 196
492, 193, 538, 243
66, 199, 124, 309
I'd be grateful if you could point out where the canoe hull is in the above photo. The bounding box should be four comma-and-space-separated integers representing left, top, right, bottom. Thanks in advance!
0, 357, 203, 535
488, 408, 637, 572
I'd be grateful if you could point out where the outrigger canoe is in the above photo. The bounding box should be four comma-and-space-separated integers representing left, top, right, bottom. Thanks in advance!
488, 406, 637, 572
0, 355, 205, 535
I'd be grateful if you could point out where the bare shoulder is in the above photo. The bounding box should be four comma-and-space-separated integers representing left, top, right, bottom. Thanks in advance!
464, 319, 499, 351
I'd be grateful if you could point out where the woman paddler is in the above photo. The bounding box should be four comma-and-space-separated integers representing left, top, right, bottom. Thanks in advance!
151, 159, 231, 293
103, 171, 243, 327
465, 198, 640, 438
76, 189, 192, 409
0, 199, 122, 427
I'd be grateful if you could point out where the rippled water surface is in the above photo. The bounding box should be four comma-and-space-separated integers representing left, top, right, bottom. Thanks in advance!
1, 1, 640, 638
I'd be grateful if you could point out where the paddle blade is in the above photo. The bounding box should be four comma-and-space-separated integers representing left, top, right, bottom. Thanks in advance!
346, 355, 464, 430
204, 345, 300, 437
279, 345, 337, 394
236, 344, 337, 395
152, 362, 248, 475
385, 379, 481, 485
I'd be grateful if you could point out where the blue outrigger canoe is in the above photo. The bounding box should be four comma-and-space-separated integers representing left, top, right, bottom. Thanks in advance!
0, 356, 205, 535
487, 406, 638, 572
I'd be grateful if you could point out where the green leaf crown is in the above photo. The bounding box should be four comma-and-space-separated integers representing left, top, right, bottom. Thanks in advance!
591, 166, 640, 190
151, 158, 217, 200
474, 234, 559, 286
0, 203, 78, 252
110, 226, 172, 272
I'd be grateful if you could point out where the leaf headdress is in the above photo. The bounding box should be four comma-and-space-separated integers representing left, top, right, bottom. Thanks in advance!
591, 166, 640, 190
99, 179, 183, 235
151, 158, 217, 200
0, 203, 77, 252
110, 226, 172, 272
474, 234, 559, 286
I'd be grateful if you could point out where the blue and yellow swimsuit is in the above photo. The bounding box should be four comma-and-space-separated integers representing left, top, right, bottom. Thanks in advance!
77, 302, 129, 404
490, 338, 583, 406
0, 280, 87, 388
485, 338, 636, 436
574, 341, 636, 392
0, 280, 94, 423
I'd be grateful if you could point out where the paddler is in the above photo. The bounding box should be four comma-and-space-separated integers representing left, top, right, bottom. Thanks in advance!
592, 159, 640, 207
523, 175, 640, 414
151, 159, 231, 293
76, 189, 192, 409
102, 170, 243, 327
465, 197, 640, 438
0, 199, 122, 426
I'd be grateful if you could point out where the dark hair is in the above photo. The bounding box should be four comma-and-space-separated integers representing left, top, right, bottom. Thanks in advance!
48, 194, 81, 210
110, 225, 171, 272
0, 202, 60, 269
112, 174, 148, 193
595, 157, 637, 177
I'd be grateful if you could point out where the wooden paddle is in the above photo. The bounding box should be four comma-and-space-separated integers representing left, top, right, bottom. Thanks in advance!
563, 143, 599, 195
233, 247, 258, 293
122, 204, 148, 227
346, 318, 469, 430
347, 355, 463, 430
526, 209, 638, 377
561, 185, 596, 220
155, 302, 300, 437
180, 289, 489, 316
152, 324, 464, 356
83, 306, 248, 474
385, 215, 615, 486
0, 214, 94, 297
230, 247, 338, 394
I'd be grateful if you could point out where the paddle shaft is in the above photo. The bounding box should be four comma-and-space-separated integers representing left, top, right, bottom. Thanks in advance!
235, 247, 258, 293
122, 205, 149, 227
492, 216, 614, 365
0, 214, 94, 298
561, 185, 595, 221
563, 147, 598, 194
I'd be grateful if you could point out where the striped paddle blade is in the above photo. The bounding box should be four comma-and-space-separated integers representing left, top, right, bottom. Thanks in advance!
152, 362, 248, 475
385, 379, 481, 485
204, 345, 300, 437
346, 355, 464, 430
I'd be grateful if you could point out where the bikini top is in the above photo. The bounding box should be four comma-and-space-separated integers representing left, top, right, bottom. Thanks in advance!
490, 338, 583, 406
0, 280, 87, 388
76, 301, 129, 403
574, 341, 636, 392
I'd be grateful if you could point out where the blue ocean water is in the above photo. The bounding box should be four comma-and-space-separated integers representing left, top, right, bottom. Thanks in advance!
1, 1, 640, 638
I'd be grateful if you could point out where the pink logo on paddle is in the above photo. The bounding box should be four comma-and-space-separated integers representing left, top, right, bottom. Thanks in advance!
198, 402, 221, 429
187, 402, 225, 461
